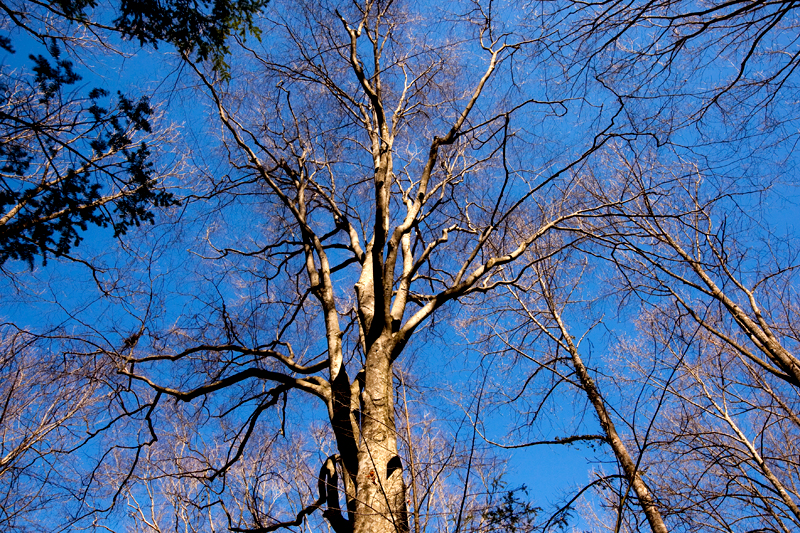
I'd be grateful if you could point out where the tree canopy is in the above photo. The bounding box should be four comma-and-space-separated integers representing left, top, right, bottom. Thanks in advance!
2, 1, 799, 533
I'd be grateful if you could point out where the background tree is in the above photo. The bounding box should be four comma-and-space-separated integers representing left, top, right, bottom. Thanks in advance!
523, 0, 800, 528
576, 143, 800, 532
0, 325, 113, 532
631, 309, 800, 533
0, 0, 276, 523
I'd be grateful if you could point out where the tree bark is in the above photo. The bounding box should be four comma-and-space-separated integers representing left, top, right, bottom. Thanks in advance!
548, 304, 669, 533
353, 335, 409, 533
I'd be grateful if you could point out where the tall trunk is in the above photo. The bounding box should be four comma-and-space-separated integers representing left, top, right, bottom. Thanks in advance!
548, 306, 669, 533
353, 337, 409, 533
571, 348, 668, 533
530, 278, 669, 533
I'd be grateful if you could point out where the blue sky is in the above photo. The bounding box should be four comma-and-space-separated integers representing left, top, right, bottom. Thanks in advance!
4, 1, 800, 532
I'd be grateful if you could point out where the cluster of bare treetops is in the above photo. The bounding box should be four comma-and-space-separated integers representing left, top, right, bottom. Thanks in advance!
2, 0, 799, 532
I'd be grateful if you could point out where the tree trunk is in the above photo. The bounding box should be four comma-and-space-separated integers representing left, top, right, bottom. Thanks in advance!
541, 287, 669, 533
353, 337, 409, 533
557, 320, 669, 533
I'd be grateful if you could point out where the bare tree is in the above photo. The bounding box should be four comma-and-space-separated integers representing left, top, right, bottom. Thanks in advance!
554, 0, 800, 146
109, 367, 531, 533
101, 1, 627, 532
563, 139, 800, 530
0, 326, 113, 531
466, 224, 673, 533
643, 314, 800, 533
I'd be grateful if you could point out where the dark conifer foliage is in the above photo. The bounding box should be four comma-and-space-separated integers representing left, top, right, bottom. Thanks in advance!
0, 42, 175, 265
0, 0, 267, 265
